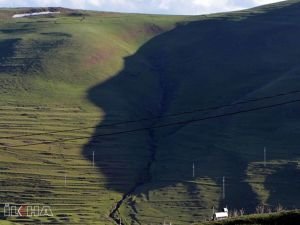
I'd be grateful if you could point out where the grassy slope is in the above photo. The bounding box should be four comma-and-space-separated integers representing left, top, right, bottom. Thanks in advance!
87, 1, 300, 224
1, 1, 300, 224
0, 8, 187, 225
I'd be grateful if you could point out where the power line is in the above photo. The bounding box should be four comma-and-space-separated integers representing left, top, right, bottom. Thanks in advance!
1, 89, 300, 140
5, 98, 300, 149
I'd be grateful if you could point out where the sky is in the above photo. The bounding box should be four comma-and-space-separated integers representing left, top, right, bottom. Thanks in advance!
0, 0, 286, 15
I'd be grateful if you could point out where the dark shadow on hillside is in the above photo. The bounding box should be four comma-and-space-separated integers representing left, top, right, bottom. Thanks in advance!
0, 38, 21, 73
0, 30, 71, 74
83, 1, 300, 218
266, 163, 300, 209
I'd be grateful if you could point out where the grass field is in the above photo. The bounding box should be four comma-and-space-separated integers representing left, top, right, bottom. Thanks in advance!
0, 1, 300, 224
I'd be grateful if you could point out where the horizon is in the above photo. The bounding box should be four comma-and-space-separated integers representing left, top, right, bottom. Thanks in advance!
0, 0, 287, 15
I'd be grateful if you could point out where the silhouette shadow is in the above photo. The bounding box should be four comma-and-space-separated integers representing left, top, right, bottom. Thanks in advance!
266, 163, 300, 209
82, 1, 300, 216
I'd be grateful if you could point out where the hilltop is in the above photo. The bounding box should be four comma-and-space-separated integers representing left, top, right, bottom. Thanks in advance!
1, 1, 300, 224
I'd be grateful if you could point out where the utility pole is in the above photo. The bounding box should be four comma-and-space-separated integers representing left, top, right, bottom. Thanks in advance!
192, 162, 195, 178
264, 147, 267, 167
92, 151, 95, 168
222, 176, 225, 200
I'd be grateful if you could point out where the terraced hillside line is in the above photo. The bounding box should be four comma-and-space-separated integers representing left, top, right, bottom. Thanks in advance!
0, 106, 115, 224
109, 60, 170, 225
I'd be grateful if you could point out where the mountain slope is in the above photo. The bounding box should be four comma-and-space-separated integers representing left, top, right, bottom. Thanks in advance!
86, 0, 300, 223
1, 1, 300, 225
0, 8, 187, 225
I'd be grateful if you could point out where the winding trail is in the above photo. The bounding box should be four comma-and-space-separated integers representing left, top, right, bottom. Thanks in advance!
108, 60, 169, 225
109, 129, 157, 225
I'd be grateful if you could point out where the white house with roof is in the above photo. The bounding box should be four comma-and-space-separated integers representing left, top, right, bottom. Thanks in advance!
213, 208, 229, 221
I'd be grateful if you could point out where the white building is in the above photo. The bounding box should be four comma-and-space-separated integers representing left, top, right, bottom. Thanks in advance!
213, 208, 229, 221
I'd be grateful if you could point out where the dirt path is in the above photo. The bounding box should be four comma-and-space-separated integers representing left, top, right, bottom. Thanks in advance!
109, 58, 170, 225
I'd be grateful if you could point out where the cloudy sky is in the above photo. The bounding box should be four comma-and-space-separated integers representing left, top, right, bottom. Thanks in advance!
0, 0, 286, 15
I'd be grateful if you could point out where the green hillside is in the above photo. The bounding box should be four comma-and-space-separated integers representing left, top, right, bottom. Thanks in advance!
0, 1, 300, 224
